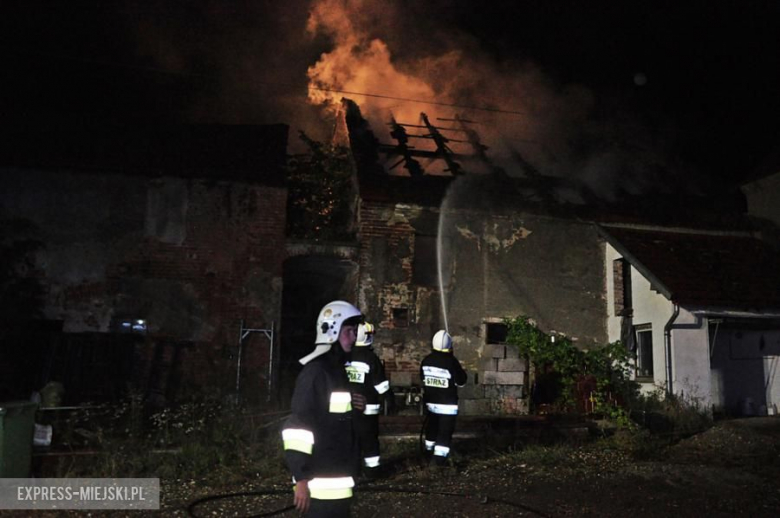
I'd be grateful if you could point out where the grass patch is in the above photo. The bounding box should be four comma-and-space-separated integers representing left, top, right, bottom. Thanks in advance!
41, 395, 287, 483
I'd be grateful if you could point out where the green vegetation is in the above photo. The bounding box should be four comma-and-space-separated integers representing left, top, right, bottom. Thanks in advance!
505, 316, 638, 428
46, 395, 286, 483
505, 316, 712, 436
286, 133, 356, 241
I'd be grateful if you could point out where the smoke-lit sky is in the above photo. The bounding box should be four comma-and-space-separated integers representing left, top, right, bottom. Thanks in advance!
2, 1, 779, 193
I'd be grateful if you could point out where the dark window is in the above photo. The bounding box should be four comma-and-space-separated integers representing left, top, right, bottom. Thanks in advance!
613, 258, 632, 316
486, 322, 508, 344
634, 325, 653, 379
412, 235, 438, 286
392, 307, 409, 327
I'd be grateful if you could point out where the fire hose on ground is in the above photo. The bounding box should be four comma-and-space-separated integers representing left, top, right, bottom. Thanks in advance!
186, 483, 554, 517
187, 415, 552, 518
187, 409, 556, 517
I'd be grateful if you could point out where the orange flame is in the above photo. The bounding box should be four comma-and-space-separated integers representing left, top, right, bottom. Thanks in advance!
305, 0, 600, 181
306, 0, 441, 125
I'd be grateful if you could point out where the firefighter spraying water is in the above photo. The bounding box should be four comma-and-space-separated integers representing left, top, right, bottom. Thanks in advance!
420, 330, 467, 466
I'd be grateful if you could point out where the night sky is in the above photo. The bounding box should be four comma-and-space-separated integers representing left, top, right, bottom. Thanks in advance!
2, 1, 779, 191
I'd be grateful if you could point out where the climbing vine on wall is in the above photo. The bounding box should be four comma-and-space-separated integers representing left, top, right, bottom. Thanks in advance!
505, 316, 639, 427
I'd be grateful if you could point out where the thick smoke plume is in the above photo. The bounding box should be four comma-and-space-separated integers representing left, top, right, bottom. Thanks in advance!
305, 0, 689, 199
121, 0, 693, 198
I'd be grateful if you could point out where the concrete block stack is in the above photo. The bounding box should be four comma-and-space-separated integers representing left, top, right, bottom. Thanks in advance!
459, 344, 529, 416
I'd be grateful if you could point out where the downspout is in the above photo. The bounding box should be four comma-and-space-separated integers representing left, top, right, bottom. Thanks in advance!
664, 303, 680, 397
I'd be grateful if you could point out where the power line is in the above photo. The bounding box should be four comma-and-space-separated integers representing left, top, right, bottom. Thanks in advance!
307, 85, 528, 116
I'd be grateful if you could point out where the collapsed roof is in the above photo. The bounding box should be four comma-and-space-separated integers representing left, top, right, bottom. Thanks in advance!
336, 98, 748, 228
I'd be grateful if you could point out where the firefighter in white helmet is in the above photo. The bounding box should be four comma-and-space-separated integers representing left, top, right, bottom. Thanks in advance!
345, 322, 392, 477
420, 329, 467, 466
281, 300, 365, 517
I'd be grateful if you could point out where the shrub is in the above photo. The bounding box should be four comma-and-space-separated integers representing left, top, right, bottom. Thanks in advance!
505, 316, 639, 428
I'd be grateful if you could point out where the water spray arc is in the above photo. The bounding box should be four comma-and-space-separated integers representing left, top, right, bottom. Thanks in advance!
437, 190, 451, 335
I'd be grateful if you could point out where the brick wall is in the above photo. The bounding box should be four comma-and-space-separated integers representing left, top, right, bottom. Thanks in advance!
2, 168, 287, 402
612, 257, 631, 316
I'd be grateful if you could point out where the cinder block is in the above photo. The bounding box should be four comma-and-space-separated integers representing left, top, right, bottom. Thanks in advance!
491, 397, 529, 415
458, 382, 484, 399
479, 357, 498, 372
499, 385, 524, 399
504, 346, 521, 359
460, 398, 492, 415
390, 371, 413, 387
483, 385, 502, 399
497, 358, 527, 372
481, 371, 500, 385
487, 344, 506, 359
482, 371, 524, 385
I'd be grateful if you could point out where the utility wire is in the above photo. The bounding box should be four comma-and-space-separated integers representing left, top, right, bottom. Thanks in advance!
308, 84, 528, 116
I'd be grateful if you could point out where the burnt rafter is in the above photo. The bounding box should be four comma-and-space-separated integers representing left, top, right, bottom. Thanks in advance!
449, 114, 490, 164
395, 123, 469, 133
420, 112, 463, 175
380, 111, 495, 177
387, 117, 423, 177
377, 145, 473, 161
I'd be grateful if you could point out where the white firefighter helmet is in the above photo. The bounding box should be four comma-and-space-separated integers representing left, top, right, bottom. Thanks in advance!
432, 330, 453, 352
356, 322, 375, 347
300, 300, 363, 365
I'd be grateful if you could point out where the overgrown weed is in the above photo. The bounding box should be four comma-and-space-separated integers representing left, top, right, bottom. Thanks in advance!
45, 394, 286, 483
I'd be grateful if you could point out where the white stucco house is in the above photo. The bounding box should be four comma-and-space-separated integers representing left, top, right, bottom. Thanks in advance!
600, 223, 780, 415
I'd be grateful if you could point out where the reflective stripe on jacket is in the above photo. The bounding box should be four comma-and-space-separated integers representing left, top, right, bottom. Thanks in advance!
346, 346, 389, 411
420, 350, 468, 407
282, 348, 359, 497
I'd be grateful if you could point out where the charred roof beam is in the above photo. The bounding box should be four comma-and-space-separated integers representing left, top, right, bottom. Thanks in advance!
421, 112, 463, 175
387, 117, 423, 177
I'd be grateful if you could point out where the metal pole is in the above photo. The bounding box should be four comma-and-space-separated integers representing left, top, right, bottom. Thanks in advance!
267, 321, 274, 403
236, 320, 275, 403
236, 319, 245, 396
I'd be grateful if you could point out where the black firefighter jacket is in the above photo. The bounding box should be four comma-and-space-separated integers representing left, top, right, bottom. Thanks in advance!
420, 350, 468, 414
281, 347, 359, 500
346, 346, 390, 415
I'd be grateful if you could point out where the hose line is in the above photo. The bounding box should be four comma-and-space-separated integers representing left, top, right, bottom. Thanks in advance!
188, 414, 550, 517
186, 484, 553, 518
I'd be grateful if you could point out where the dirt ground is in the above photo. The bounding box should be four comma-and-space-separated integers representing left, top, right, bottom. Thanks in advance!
176, 417, 780, 518
6, 417, 777, 517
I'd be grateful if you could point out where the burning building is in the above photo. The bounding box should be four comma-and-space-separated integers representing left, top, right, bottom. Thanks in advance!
306, 96, 780, 417
320, 98, 608, 415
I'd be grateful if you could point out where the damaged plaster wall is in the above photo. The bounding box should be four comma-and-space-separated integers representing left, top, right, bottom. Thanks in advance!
358, 197, 607, 414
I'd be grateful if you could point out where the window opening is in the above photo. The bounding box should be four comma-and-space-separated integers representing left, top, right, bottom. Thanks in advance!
634, 324, 653, 379
392, 307, 409, 327
486, 322, 508, 344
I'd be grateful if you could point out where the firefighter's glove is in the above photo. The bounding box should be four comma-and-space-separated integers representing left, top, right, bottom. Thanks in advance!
351, 392, 366, 413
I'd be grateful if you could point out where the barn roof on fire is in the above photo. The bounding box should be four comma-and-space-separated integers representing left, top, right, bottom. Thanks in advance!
0, 122, 289, 186
337, 98, 749, 227
599, 224, 780, 311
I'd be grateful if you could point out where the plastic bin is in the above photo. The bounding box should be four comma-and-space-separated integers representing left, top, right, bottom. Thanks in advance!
0, 401, 38, 477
